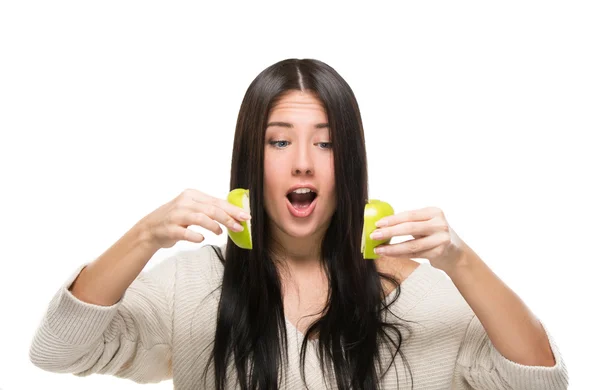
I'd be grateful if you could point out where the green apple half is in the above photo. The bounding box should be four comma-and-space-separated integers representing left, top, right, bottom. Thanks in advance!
361, 199, 394, 259
226, 188, 253, 249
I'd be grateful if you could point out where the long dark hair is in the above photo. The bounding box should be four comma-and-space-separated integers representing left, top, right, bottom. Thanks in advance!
201, 59, 413, 389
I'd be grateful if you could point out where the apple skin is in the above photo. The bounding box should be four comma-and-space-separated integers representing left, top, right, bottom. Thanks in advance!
226, 188, 252, 249
362, 199, 394, 259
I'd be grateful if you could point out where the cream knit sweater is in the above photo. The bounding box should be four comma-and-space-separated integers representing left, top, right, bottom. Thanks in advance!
29, 244, 568, 389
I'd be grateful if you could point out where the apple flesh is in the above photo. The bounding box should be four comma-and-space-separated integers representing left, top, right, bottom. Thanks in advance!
361, 199, 394, 259
226, 188, 253, 249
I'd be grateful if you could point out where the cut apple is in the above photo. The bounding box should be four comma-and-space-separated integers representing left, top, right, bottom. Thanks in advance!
226, 188, 253, 249
361, 199, 394, 259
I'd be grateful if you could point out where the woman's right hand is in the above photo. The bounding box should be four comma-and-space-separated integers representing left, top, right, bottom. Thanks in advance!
140, 188, 251, 249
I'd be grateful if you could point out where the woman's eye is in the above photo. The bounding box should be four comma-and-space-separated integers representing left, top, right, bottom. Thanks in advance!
268, 140, 332, 149
270, 140, 289, 148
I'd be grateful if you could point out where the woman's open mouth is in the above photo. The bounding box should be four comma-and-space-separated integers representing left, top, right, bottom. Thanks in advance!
286, 190, 318, 218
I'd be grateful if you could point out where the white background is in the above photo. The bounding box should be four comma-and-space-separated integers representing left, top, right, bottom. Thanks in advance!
1, 1, 598, 389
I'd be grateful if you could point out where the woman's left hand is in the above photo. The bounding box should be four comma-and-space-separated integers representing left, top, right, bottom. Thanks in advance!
371, 207, 467, 273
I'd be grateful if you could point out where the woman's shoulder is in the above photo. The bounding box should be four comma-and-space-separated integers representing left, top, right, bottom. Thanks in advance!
173, 243, 226, 283
174, 242, 226, 269
376, 256, 429, 297
411, 266, 474, 328
382, 259, 474, 321
145, 243, 226, 302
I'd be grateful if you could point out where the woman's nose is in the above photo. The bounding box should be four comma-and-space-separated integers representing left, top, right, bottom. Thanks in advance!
292, 146, 314, 176
294, 167, 313, 175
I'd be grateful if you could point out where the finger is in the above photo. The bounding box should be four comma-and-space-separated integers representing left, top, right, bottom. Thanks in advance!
181, 188, 210, 203
194, 203, 245, 233
375, 207, 435, 228
183, 189, 251, 220
214, 197, 252, 221
375, 234, 440, 257
370, 220, 433, 241
174, 226, 205, 243
181, 212, 225, 235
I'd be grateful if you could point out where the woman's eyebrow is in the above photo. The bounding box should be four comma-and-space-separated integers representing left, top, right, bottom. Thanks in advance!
266, 121, 329, 129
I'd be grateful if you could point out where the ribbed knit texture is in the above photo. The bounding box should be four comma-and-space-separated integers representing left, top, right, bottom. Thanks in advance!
29, 244, 568, 389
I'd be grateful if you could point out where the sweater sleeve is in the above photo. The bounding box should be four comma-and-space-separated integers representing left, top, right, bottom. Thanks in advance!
455, 314, 569, 390
29, 255, 177, 384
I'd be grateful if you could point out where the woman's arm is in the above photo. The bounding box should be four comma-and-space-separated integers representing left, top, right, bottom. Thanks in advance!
29, 253, 175, 383
447, 241, 555, 367
372, 207, 568, 388
69, 222, 160, 306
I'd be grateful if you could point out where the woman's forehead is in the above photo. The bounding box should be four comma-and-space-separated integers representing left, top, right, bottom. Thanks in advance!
272, 90, 324, 109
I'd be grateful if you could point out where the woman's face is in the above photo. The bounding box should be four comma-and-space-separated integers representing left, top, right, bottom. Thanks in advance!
263, 90, 336, 253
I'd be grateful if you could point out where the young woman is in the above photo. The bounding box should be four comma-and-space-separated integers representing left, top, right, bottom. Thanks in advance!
29, 59, 568, 389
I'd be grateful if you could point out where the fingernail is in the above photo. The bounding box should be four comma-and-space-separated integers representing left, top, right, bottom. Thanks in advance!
375, 219, 387, 227
375, 247, 384, 254
232, 223, 244, 232
239, 212, 251, 220
370, 231, 383, 240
